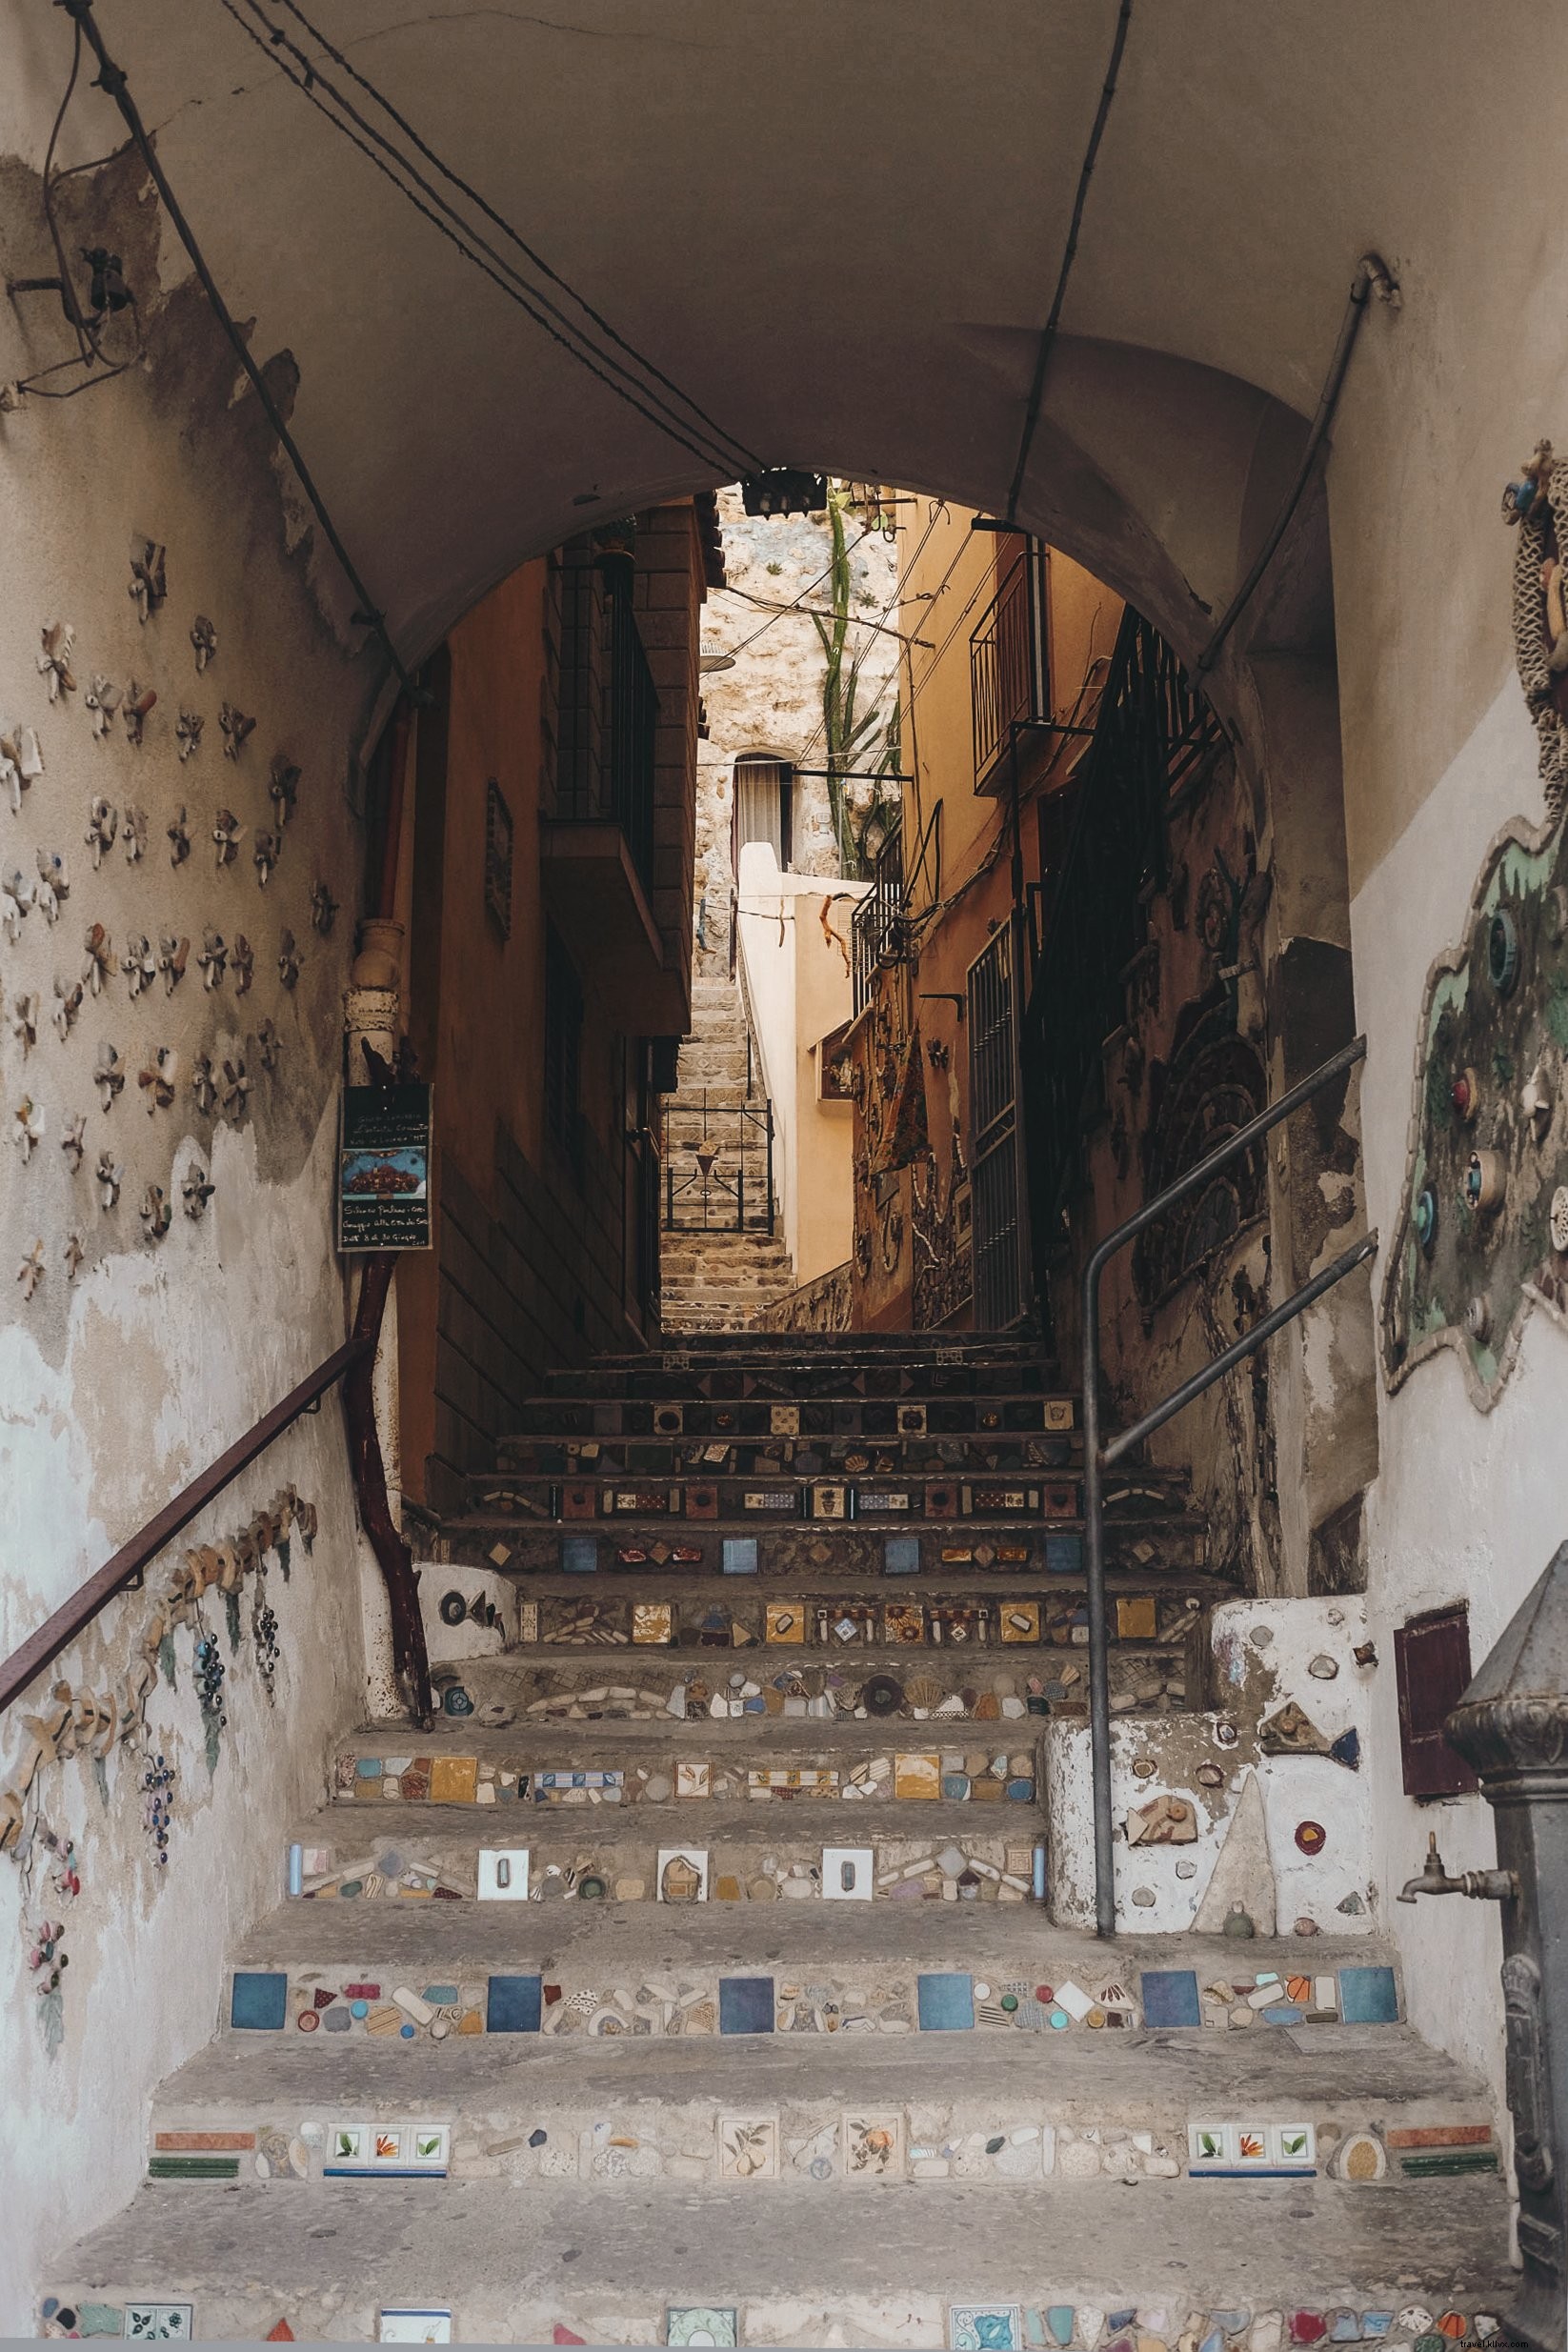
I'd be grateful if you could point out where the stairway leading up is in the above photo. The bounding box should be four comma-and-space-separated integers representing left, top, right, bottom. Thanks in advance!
659, 977, 794, 1333
43, 1335, 1514, 2348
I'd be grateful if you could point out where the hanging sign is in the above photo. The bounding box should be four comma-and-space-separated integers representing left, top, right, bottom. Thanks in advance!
337, 1082, 432, 1251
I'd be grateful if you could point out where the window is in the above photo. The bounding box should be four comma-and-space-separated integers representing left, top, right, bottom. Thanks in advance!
1394, 1605, 1479, 1799
733, 756, 794, 874
544, 923, 582, 1156
484, 779, 513, 937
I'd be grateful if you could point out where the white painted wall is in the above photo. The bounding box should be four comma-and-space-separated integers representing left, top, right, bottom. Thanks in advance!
734, 840, 867, 1284
0, 133, 383, 2329
1352, 679, 1561, 2124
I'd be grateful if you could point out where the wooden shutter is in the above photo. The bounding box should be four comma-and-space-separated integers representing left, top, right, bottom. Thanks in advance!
1393, 1606, 1479, 1799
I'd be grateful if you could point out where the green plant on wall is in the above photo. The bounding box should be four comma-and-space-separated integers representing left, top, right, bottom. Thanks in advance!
814, 485, 898, 876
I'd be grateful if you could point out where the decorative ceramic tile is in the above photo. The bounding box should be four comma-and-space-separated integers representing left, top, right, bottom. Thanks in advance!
126, 2307, 192, 2341
477, 1848, 530, 1900
231, 1971, 288, 2030
633, 1603, 674, 1644
765, 1602, 806, 1643
1140, 1969, 1201, 2028
666, 2309, 737, 2347
378, 2310, 451, 2342
676, 1762, 712, 1799
950, 2304, 1023, 2350
1271, 2122, 1316, 2166
821, 1846, 874, 1900
718, 1975, 774, 2034
486, 1974, 542, 2032
917, 1972, 975, 2030
1338, 1966, 1398, 2023
428, 1757, 478, 1804
718, 2115, 779, 2179
722, 1538, 758, 1575
843, 2112, 904, 2177
894, 1752, 941, 1799
560, 1538, 598, 1573
657, 1847, 710, 1901
999, 1602, 1041, 1642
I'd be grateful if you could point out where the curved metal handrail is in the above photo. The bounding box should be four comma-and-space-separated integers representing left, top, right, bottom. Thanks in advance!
0, 1336, 372, 1718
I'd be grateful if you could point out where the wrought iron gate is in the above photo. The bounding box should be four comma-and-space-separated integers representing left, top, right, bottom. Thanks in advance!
662, 1095, 775, 1232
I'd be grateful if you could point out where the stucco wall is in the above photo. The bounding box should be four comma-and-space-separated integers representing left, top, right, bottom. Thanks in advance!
0, 153, 380, 2331
1353, 677, 1560, 2127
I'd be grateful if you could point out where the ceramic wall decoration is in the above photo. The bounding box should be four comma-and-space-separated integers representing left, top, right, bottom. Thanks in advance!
220, 1057, 251, 1124
231, 934, 254, 994
86, 675, 121, 738
310, 880, 338, 935
0, 719, 44, 812
16, 1239, 45, 1299
84, 924, 114, 995
220, 703, 255, 760
124, 806, 148, 862
212, 811, 243, 869
37, 621, 75, 701
13, 1097, 43, 1160
129, 537, 167, 621
138, 1048, 177, 1113
191, 614, 217, 671
254, 829, 281, 886
93, 1044, 124, 1111
94, 1153, 122, 1210
168, 807, 191, 866
2, 867, 31, 940
122, 683, 156, 747
255, 1017, 280, 1072
175, 711, 203, 762
191, 1054, 217, 1117
197, 931, 227, 991
270, 754, 299, 826
35, 850, 68, 919
1382, 809, 1568, 1406
86, 799, 118, 867
123, 935, 156, 998
158, 936, 190, 995
53, 976, 83, 1039
181, 1161, 214, 1219
61, 1116, 85, 1174
278, 930, 300, 989
12, 991, 38, 1052
140, 1185, 171, 1242
64, 1234, 84, 1280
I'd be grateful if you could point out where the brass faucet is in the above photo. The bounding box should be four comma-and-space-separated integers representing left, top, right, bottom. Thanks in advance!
1397, 1829, 1518, 1904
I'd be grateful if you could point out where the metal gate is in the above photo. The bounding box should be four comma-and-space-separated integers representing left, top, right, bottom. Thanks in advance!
661, 1096, 775, 1232
967, 926, 1025, 1327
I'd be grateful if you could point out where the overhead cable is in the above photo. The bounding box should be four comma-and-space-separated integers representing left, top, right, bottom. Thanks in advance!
215, 0, 754, 477
1004, 0, 1135, 523
59, 0, 419, 697
269, 0, 762, 473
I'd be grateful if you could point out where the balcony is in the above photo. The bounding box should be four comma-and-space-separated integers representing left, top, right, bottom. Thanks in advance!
851, 821, 907, 1014
970, 548, 1048, 794
545, 582, 687, 1029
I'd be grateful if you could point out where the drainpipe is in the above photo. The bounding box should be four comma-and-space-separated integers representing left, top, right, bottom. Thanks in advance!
1437, 1542, 1568, 2352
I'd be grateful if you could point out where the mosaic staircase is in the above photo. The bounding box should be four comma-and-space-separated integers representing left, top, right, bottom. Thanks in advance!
42, 1337, 1516, 2347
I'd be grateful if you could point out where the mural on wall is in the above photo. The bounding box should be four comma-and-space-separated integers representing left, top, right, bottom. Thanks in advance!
1503, 438, 1568, 818
1380, 809, 1568, 1407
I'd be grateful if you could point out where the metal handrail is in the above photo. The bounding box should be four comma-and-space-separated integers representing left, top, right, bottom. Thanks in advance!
0, 1335, 372, 1718
1079, 1032, 1371, 1937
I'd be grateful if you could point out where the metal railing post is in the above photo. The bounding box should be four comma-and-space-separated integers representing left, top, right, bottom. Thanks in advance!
1079, 1033, 1368, 1938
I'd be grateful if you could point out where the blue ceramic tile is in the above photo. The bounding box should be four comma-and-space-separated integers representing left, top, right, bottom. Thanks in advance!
722, 1538, 758, 1575
1330, 1728, 1361, 1770
423, 1984, 459, 2004
322, 2005, 352, 2032
1045, 2312, 1075, 2348
231, 1970, 288, 2030
718, 1975, 774, 2034
560, 1537, 598, 1574
917, 1971, 974, 2030
884, 1536, 921, 1575
486, 1973, 542, 2033
1263, 2004, 1305, 2025
1139, 1968, 1201, 2028
1338, 1964, 1398, 2023
1045, 1533, 1084, 1574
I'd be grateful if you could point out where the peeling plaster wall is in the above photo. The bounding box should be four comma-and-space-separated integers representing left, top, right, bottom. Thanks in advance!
1354, 677, 1568, 2132
0, 153, 380, 2329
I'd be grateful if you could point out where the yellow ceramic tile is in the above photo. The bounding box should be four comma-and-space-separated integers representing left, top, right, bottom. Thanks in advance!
1000, 1602, 1041, 1643
765, 1602, 806, 1643
429, 1756, 478, 1805
633, 1603, 673, 1645
893, 1752, 941, 1799
1116, 1596, 1157, 1641
1043, 1397, 1075, 1432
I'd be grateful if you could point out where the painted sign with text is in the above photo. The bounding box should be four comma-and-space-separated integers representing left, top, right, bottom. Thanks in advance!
337, 1083, 432, 1250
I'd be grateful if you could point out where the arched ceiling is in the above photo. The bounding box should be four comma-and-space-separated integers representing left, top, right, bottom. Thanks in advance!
0, 1, 1515, 664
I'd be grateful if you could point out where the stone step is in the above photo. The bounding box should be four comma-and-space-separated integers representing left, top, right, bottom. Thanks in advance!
490, 1439, 1085, 1480
41, 2176, 1515, 2345
148, 2013, 1491, 2196
537, 1357, 1067, 1401
502, 1396, 1084, 1443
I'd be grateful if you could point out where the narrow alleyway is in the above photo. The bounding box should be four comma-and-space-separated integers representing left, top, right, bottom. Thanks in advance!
659, 975, 795, 1332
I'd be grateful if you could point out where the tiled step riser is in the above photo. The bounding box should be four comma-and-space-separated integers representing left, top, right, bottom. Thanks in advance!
219, 1956, 1415, 2047
539, 1364, 1069, 1404
33, 2276, 1517, 2352
426, 1652, 1176, 1722
290, 1828, 1038, 1903
461, 1521, 1200, 1578
335, 1744, 1043, 1806
507, 1398, 1081, 1442
144, 2104, 1490, 2193
493, 1442, 1085, 1484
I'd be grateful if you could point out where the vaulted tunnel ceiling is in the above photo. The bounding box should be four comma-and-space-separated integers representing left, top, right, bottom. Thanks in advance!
0, 1, 1526, 665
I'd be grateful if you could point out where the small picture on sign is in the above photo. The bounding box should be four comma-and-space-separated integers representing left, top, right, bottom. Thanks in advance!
338, 1083, 433, 1252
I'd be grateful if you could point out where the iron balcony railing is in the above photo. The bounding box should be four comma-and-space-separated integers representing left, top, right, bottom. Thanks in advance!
971, 547, 1048, 790
606, 586, 658, 897
662, 1096, 775, 1233
1021, 605, 1224, 1260
851, 820, 906, 1014
555, 577, 659, 902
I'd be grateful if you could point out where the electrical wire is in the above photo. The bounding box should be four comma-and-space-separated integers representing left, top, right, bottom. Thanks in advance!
1005, 0, 1135, 523
213, 0, 753, 477
716, 519, 881, 657
13, 17, 143, 399
268, 0, 762, 473
60, 0, 418, 697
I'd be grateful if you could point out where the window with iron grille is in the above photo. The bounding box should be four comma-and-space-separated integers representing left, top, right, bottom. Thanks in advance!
544, 921, 583, 1158
484, 778, 513, 937
1394, 1605, 1479, 1799
967, 925, 1024, 1328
